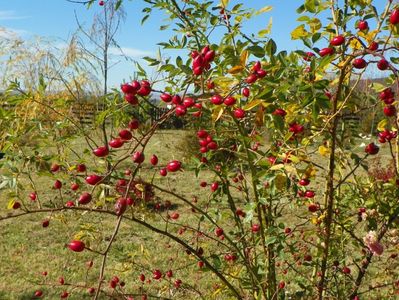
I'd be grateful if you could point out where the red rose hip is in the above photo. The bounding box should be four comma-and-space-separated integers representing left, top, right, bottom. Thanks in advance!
68, 240, 85, 252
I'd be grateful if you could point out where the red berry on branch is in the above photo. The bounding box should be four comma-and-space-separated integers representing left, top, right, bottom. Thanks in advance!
330, 35, 345, 46
357, 20, 369, 31
160, 93, 172, 103
390, 9, 399, 25
93, 146, 109, 157
109, 138, 124, 149
211, 94, 224, 105
242, 87, 250, 97
128, 119, 139, 130
233, 108, 245, 119
85, 174, 102, 185
365, 143, 379, 155
68, 240, 85, 252
167, 160, 181, 172
119, 129, 132, 141
78, 192, 92, 205
352, 58, 367, 69
150, 154, 158, 166
319, 47, 334, 57
125, 93, 138, 105
377, 59, 389, 71
132, 151, 145, 164
223, 96, 236, 106
54, 180, 62, 189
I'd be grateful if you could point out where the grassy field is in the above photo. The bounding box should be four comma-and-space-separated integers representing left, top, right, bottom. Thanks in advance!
0, 130, 225, 299
0, 129, 396, 299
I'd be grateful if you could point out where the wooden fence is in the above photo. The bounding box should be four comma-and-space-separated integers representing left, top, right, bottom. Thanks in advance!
0, 101, 185, 129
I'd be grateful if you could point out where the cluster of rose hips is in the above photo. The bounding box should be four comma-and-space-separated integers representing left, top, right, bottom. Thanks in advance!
378, 129, 397, 143
209, 93, 246, 119
191, 45, 216, 76
302, 8, 399, 73
139, 269, 182, 288
109, 275, 125, 289
369, 87, 398, 151
121, 80, 152, 106
158, 160, 182, 177
288, 122, 305, 137
379, 87, 397, 117
297, 179, 315, 198
199, 180, 219, 193
116, 178, 154, 202
196, 129, 218, 154
245, 61, 267, 84
160, 92, 202, 117
92, 127, 135, 159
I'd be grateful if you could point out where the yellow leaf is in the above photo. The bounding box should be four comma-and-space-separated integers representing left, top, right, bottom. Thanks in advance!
304, 165, 317, 178
212, 106, 225, 123
213, 76, 237, 91
358, 29, 379, 44
291, 24, 309, 40
240, 50, 249, 67
308, 18, 321, 33
285, 103, 301, 122
377, 119, 387, 132
318, 145, 331, 157
68, 165, 76, 172
213, 287, 223, 297
284, 165, 298, 177
221, 0, 229, 8
288, 155, 300, 164
270, 164, 285, 171
255, 107, 264, 127
311, 217, 318, 225
301, 137, 311, 146
228, 65, 244, 74
258, 17, 273, 37
73, 232, 85, 240
255, 6, 273, 15
7, 199, 15, 210
349, 38, 362, 50
243, 99, 263, 111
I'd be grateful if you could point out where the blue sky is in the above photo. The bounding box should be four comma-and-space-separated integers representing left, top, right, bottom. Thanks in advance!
0, 0, 307, 87
0, 0, 386, 87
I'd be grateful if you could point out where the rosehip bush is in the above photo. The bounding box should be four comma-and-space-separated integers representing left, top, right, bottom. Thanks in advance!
1, 0, 399, 299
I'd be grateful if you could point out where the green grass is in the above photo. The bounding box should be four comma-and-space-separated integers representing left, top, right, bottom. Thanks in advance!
0, 130, 225, 299
0, 129, 397, 299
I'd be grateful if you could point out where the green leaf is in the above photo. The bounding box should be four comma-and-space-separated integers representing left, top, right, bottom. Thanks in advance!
370, 82, 386, 92
266, 39, 277, 56
265, 236, 277, 246
247, 45, 265, 58
296, 4, 305, 14
312, 32, 321, 43
210, 254, 222, 269
304, 0, 318, 13
115, 0, 122, 10
141, 15, 150, 25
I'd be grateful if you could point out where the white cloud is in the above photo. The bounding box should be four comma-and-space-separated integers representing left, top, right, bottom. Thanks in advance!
0, 10, 29, 21
109, 47, 153, 58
